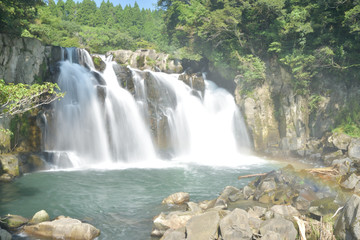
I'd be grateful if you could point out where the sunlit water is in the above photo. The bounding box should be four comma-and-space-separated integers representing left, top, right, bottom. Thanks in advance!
0, 160, 280, 239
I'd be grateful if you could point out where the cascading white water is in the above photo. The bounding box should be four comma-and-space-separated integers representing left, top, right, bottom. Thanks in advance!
46, 48, 255, 168
46, 49, 156, 168
131, 70, 252, 166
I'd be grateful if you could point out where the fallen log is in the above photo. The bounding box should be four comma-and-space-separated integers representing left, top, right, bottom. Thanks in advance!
238, 173, 266, 180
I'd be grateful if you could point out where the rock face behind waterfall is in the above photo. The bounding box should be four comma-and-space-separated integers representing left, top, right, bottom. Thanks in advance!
107, 49, 183, 73
235, 57, 360, 160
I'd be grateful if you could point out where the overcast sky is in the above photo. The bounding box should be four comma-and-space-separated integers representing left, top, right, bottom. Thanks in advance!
55, 0, 158, 10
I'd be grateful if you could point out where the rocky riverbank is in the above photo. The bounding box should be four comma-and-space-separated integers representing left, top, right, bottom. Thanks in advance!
152, 158, 360, 240
0, 210, 100, 240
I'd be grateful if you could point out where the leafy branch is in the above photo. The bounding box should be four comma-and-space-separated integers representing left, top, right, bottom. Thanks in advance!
0, 80, 64, 119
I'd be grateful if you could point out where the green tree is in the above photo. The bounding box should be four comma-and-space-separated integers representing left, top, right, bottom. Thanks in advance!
0, 0, 44, 35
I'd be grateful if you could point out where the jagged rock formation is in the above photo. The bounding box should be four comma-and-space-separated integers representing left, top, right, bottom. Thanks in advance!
107, 49, 183, 73
235, 57, 360, 160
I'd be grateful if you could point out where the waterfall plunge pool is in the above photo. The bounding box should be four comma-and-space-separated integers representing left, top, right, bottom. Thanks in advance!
0, 158, 280, 240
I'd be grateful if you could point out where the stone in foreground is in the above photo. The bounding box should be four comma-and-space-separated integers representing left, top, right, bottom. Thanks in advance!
260, 218, 297, 240
334, 194, 360, 239
23, 216, 100, 240
185, 211, 220, 240
219, 208, 252, 240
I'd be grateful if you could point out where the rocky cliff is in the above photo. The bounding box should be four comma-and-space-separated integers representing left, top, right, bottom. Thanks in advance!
235, 57, 360, 162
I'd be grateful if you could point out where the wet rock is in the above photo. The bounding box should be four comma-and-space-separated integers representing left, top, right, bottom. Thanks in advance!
328, 132, 352, 151
92, 55, 106, 72
178, 73, 205, 96
219, 208, 252, 240
160, 227, 186, 240
29, 210, 50, 225
260, 218, 297, 240
185, 211, 220, 240
322, 150, 344, 165
162, 192, 190, 205
23, 216, 100, 240
151, 212, 193, 237
1, 214, 28, 229
107, 49, 182, 73
0, 227, 11, 240
334, 194, 360, 239
340, 173, 360, 191
309, 197, 339, 217
332, 158, 352, 176
349, 138, 360, 161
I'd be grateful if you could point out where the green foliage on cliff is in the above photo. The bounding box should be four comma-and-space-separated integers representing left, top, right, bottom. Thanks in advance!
158, 0, 360, 94
0, 80, 64, 119
333, 100, 360, 137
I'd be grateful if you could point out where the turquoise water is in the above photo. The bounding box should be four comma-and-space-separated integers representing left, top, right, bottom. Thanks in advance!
0, 162, 279, 239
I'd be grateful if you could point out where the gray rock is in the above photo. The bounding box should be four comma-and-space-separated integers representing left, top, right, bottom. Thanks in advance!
332, 158, 352, 176
260, 217, 297, 240
219, 208, 252, 240
152, 211, 193, 237
162, 192, 190, 205
328, 132, 352, 150
160, 228, 186, 240
341, 173, 360, 190
0, 155, 20, 177
323, 150, 344, 165
186, 211, 220, 240
0, 228, 12, 240
261, 231, 282, 240
2, 214, 28, 229
270, 205, 300, 218
243, 186, 255, 199
247, 206, 267, 219
186, 202, 202, 213
349, 138, 360, 161
23, 216, 100, 240
29, 210, 50, 225
334, 194, 360, 240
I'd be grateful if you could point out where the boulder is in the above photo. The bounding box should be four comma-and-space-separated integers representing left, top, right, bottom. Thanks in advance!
328, 132, 352, 150
219, 208, 252, 240
247, 206, 267, 219
349, 138, 360, 161
261, 231, 282, 240
0, 228, 12, 240
217, 186, 242, 203
270, 205, 300, 218
334, 194, 360, 239
29, 210, 50, 225
260, 218, 297, 240
178, 73, 205, 96
151, 212, 193, 237
332, 158, 352, 176
160, 228, 186, 240
162, 192, 190, 205
1, 214, 28, 229
186, 202, 202, 213
0, 154, 20, 177
185, 211, 220, 240
309, 197, 339, 217
91, 55, 106, 72
341, 173, 360, 191
322, 150, 344, 165
198, 199, 216, 211
23, 216, 100, 240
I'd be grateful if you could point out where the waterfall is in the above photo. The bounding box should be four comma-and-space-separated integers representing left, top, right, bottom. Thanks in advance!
45, 48, 252, 168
